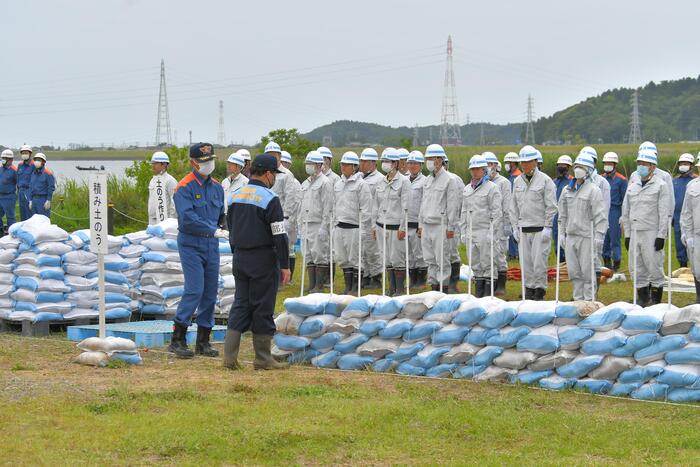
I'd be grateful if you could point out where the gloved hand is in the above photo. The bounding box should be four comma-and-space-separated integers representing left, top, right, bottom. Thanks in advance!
284, 219, 290, 233
624, 237, 630, 250
687, 237, 695, 250
215, 228, 229, 239
559, 234, 566, 249
28, 201, 32, 210
44, 200, 51, 210
654, 237, 665, 251
541, 227, 552, 242
595, 237, 604, 255
513, 229, 520, 243
318, 228, 329, 242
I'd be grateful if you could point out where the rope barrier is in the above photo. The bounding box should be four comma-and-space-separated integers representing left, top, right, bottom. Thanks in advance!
50, 210, 90, 221
110, 207, 149, 225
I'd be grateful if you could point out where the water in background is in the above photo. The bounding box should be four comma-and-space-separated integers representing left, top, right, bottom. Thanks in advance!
41, 160, 136, 185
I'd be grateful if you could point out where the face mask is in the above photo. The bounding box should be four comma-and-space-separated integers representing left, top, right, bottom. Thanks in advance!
679, 165, 690, 173
426, 160, 436, 172
381, 162, 394, 174
305, 164, 315, 176
637, 165, 650, 178
603, 164, 614, 173
504, 163, 511, 172
2, 159, 10, 166
33, 160, 42, 169
573, 167, 587, 180
21, 153, 29, 161
557, 167, 569, 177
197, 160, 215, 177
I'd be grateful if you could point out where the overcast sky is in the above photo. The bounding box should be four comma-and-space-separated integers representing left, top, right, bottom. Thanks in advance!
2, 0, 699, 148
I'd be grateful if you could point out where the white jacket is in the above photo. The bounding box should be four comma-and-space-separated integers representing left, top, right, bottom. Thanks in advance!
509, 169, 558, 229
621, 173, 672, 238
418, 167, 460, 228
272, 165, 301, 224
221, 173, 249, 213
680, 178, 700, 238
148, 172, 177, 225
375, 172, 411, 229
491, 173, 512, 238
333, 172, 372, 230
407, 172, 426, 224
460, 178, 503, 233
299, 173, 333, 225
629, 167, 675, 216
558, 178, 608, 239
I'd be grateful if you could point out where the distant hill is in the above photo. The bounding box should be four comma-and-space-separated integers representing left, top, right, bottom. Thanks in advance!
303, 76, 700, 146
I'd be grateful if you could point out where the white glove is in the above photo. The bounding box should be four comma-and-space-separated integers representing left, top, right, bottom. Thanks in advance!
513, 228, 520, 243
595, 237, 604, 255
687, 237, 695, 250
559, 233, 566, 249
284, 219, 290, 233
541, 227, 552, 242
215, 229, 229, 239
44, 200, 51, 210
318, 228, 329, 242
28, 201, 32, 210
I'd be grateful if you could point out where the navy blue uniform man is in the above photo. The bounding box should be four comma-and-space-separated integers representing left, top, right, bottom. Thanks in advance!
0, 150, 17, 234
224, 154, 290, 371
170, 142, 227, 359
17, 145, 34, 221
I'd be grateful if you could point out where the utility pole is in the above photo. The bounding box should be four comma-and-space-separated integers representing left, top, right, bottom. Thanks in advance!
155, 59, 172, 145
629, 88, 642, 144
440, 35, 462, 146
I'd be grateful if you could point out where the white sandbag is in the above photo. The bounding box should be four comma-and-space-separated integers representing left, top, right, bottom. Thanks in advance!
527, 350, 578, 371
0, 284, 13, 298
327, 317, 362, 335
74, 351, 109, 367
298, 314, 337, 338
14, 252, 40, 266
63, 249, 98, 265
397, 291, 445, 319
37, 279, 71, 293
11, 289, 36, 303
620, 303, 673, 335
0, 236, 20, 249
356, 337, 401, 359
579, 301, 637, 331
77, 336, 138, 354
275, 312, 305, 335
65, 275, 98, 291
661, 304, 700, 336
493, 349, 539, 370
440, 343, 482, 364
63, 308, 98, 319
10, 215, 69, 245
587, 356, 635, 380
142, 237, 178, 252
64, 264, 98, 276
0, 272, 14, 285
473, 366, 517, 382
14, 264, 40, 277
34, 241, 73, 256
0, 250, 16, 263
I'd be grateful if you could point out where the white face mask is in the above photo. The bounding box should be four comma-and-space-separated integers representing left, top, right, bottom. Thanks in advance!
426, 160, 436, 172
305, 164, 316, 176
573, 167, 588, 180
504, 163, 511, 172
381, 162, 394, 174
33, 160, 43, 169
603, 164, 614, 173
679, 165, 690, 173
21, 153, 30, 161
197, 160, 215, 177
2, 159, 11, 166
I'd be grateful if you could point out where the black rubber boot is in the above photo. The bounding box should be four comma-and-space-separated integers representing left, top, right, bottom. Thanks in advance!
368, 274, 382, 289
195, 326, 219, 357
431, 283, 441, 291
495, 271, 507, 296
637, 286, 651, 308
448, 262, 461, 293
311, 265, 329, 293
612, 260, 621, 273
223, 329, 242, 370
474, 279, 485, 298
483, 279, 493, 297
352, 269, 360, 296
603, 257, 613, 269
289, 257, 296, 281
168, 323, 194, 359
595, 272, 601, 293
536, 288, 547, 301
695, 280, 700, 304
343, 269, 354, 295
650, 286, 664, 305
253, 334, 288, 370
409, 268, 418, 288
524, 288, 535, 300
305, 264, 317, 293
417, 268, 428, 287
394, 269, 406, 297
680, 261, 688, 268
387, 268, 396, 296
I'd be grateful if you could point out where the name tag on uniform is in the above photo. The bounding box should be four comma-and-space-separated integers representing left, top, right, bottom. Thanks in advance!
271, 221, 286, 235
195, 194, 202, 199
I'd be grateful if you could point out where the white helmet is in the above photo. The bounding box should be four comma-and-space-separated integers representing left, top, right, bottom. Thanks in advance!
305, 151, 324, 165
264, 141, 281, 154
504, 152, 519, 163
19, 144, 32, 154
482, 151, 498, 165
556, 155, 573, 166
380, 147, 397, 159
407, 151, 424, 163
574, 154, 595, 169
237, 148, 251, 161
396, 148, 410, 160
280, 150, 292, 164
579, 146, 598, 161
381, 148, 399, 161
34, 152, 47, 162
227, 153, 245, 167
1, 149, 13, 159
317, 146, 333, 159
150, 151, 170, 164
518, 145, 539, 162
340, 151, 360, 165
678, 153, 695, 164
639, 141, 657, 155
425, 143, 446, 159
360, 147, 379, 161
602, 152, 619, 164
637, 149, 657, 165
536, 151, 543, 163
468, 155, 488, 169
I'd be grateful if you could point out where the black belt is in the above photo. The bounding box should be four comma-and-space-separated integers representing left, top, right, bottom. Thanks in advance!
180, 231, 215, 238
337, 222, 358, 229
31, 194, 48, 198
408, 222, 419, 229
522, 226, 544, 233
376, 222, 400, 231
235, 245, 272, 251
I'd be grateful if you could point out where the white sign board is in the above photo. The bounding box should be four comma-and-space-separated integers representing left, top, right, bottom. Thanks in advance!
89, 173, 109, 255
153, 175, 167, 223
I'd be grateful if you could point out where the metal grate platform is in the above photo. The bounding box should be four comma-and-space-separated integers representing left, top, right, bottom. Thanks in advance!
66, 320, 227, 348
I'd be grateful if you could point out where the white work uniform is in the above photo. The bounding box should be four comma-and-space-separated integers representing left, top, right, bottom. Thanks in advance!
272, 166, 301, 259
147, 172, 177, 225
491, 173, 512, 272
362, 170, 384, 278
333, 172, 372, 270
407, 172, 426, 269
447, 170, 465, 264
558, 178, 608, 300
419, 167, 460, 285
509, 169, 558, 290
621, 173, 672, 288
629, 168, 675, 216
460, 178, 503, 280
221, 173, 249, 213
374, 172, 411, 269
299, 173, 333, 266
680, 178, 700, 278
322, 167, 340, 186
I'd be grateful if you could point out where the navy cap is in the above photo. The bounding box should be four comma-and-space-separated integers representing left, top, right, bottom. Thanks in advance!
252, 154, 282, 173
189, 142, 216, 162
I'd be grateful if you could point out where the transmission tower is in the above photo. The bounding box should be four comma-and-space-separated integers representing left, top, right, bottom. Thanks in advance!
412, 123, 420, 147
217, 100, 226, 146
524, 94, 535, 144
440, 35, 462, 146
629, 89, 642, 144
155, 59, 172, 146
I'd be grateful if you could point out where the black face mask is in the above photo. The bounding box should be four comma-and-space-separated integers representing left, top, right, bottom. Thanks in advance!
557, 167, 569, 177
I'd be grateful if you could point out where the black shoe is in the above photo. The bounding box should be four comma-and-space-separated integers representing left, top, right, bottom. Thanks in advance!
409, 268, 418, 288
431, 283, 441, 292
474, 279, 485, 298
168, 323, 194, 359
495, 271, 507, 296
311, 265, 329, 293
636, 286, 651, 307
416, 268, 428, 287
448, 262, 461, 293
195, 326, 219, 357
368, 274, 383, 289
650, 286, 664, 305
612, 260, 621, 272
394, 269, 406, 296
289, 257, 296, 281
535, 288, 546, 301
305, 264, 317, 293
387, 268, 396, 296
680, 261, 688, 268
595, 272, 601, 293
524, 287, 535, 300
603, 257, 613, 269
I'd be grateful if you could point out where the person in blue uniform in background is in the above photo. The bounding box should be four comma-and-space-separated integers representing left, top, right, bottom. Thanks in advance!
601, 152, 627, 272
553, 155, 573, 262
27, 153, 55, 218
170, 142, 227, 359
223, 154, 290, 371
0, 149, 17, 234
673, 153, 697, 267
17, 145, 34, 221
